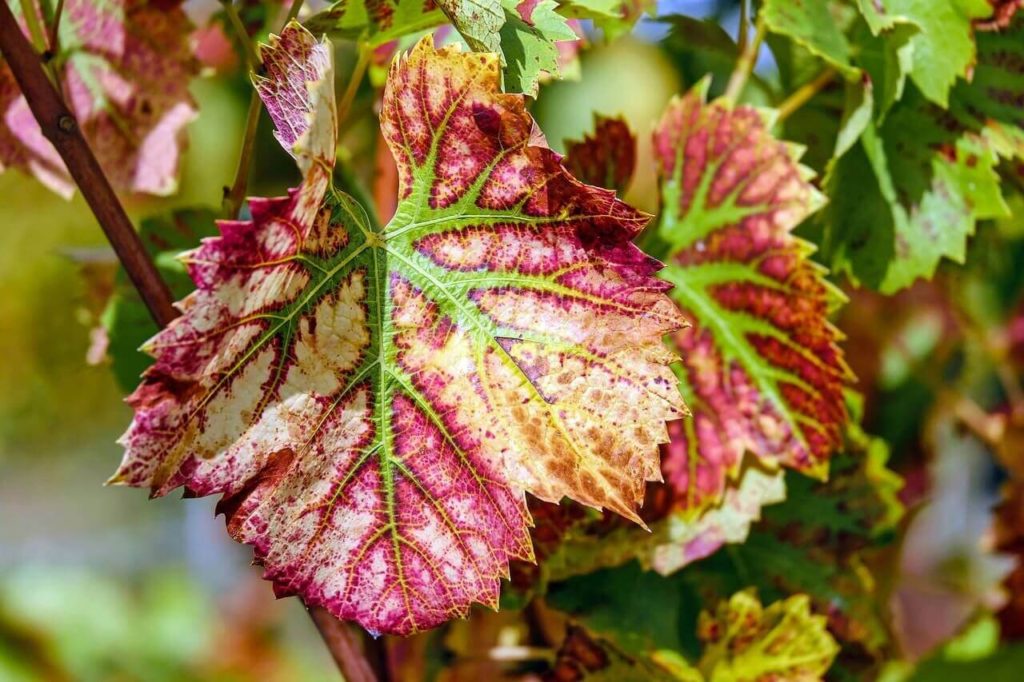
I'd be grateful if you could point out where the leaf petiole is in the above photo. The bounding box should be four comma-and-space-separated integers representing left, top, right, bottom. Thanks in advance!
722, 13, 766, 104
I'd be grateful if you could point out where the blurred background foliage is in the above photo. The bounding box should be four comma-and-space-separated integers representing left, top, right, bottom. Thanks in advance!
2, 0, 1024, 680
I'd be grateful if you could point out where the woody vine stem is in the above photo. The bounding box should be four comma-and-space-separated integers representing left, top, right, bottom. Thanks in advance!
0, 3, 381, 680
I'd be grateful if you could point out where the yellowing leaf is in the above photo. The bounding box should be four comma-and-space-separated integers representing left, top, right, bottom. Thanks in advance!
111, 25, 685, 636
0, 0, 197, 197
697, 591, 839, 681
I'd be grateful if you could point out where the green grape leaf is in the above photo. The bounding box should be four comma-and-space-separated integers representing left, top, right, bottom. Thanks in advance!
855, 0, 992, 106
0, 0, 197, 197
304, 0, 447, 45
111, 24, 685, 636
821, 14, 1024, 292
849, 17, 918, 118
499, 0, 578, 95
823, 98, 1008, 293
948, 12, 1024, 160
762, 0, 859, 78
558, 0, 654, 41
652, 82, 850, 533
437, 0, 505, 53
563, 114, 637, 195
102, 209, 219, 393
307, 0, 578, 95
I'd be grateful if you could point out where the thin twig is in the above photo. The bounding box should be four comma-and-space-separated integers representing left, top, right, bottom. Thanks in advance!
776, 68, 837, 122
0, 1, 176, 326
285, 0, 305, 24
222, 90, 261, 218
220, 0, 261, 69
339, 43, 371, 121
723, 13, 766, 104
737, 0, 750, 55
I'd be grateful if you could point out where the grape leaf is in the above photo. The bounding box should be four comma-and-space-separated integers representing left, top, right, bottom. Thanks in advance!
498, 0, 578, 96
111, 24, 685, 636
855, 0, 992, 106
695, 591, 839, 681
534, 84, 852, 581
558, 0, 654, 41
563, 114, 637, 195
948, 11, 1024, 161
102, 209, 219, 393
547, 580, 839, 682
307, 0, 577, 96
822, 11, 1021, 292
436, 0, 505, 54
849, 17, 917, 119
0, 0, 198, 197
823, 97, 1009, 293
762, 0, 859, 79
652, 81, 850, 521
305, 0, 447, 45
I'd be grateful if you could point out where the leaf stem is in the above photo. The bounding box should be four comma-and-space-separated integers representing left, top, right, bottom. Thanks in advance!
19, 0, 47, 53
307, 605, 384, 682
339, 43, 371, 121
0, 1, 176, 325
19, 0, 60, 85
285, 0, 304, 23
222, 89, 261, 219
737, 0, 750, 55
776, 68, 837, 122
723, 13, 766, 105
47, 0, 64, 56
220, 0, 262, 70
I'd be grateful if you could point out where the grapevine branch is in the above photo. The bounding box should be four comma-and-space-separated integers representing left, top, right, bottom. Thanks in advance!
0, 5, 382, 680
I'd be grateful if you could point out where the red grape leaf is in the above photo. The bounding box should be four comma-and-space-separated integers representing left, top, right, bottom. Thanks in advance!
564, 114, 637, 196
651, 82, 851, 554
111, 25, 685, 636
0, 0, 197, 197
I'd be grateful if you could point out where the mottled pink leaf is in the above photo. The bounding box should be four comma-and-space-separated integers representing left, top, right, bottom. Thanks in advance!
112, 26, 685, 636
0, 0, 198, 197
